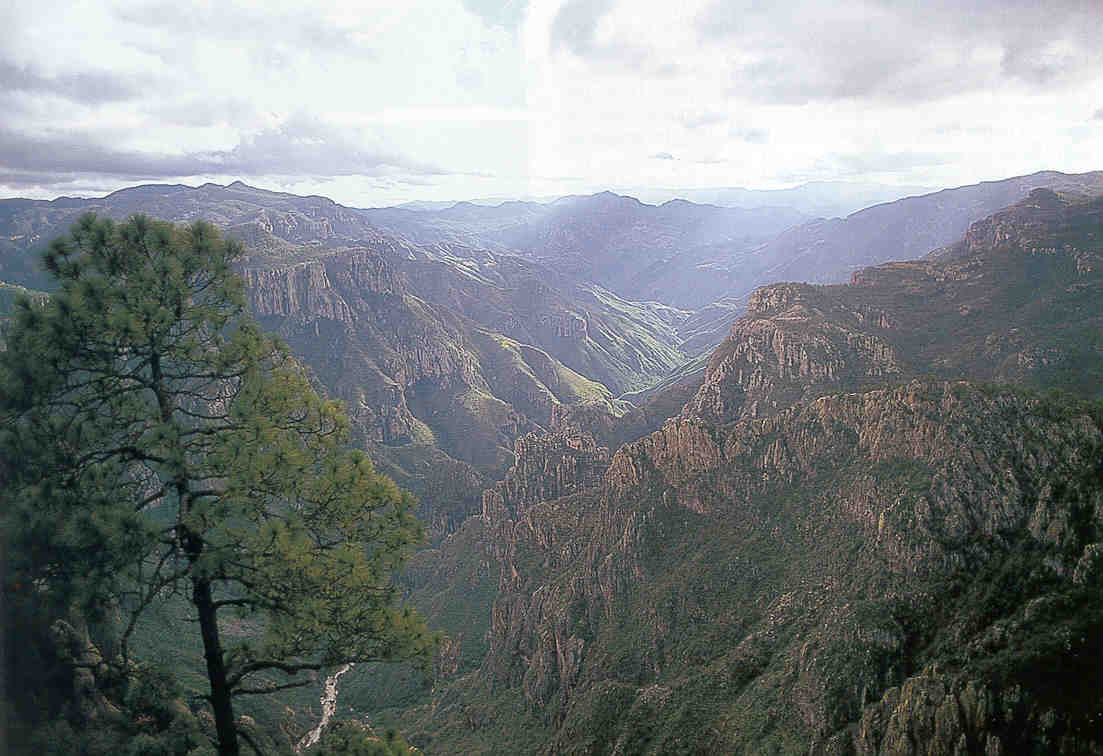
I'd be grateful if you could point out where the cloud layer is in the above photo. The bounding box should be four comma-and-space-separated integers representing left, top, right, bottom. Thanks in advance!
1, 0, 1101, 203
0, 116, 446, 191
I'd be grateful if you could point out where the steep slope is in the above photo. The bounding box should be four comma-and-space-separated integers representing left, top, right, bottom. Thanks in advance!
404, 381, 1103, 755
377, 171, 1103, 356
0, 182, 699, 388
657, 170, 1103, 356
392, 189, 1103, 754
0, 183, 699, 538
382, 244, 690, 396
688, 188, 1103, 424
0, 182, 692, 396
616, 176, 1103, 430
238, 245, 647, 538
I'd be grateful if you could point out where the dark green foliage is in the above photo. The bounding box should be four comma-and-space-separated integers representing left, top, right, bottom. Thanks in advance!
0, 214, 433, 755
315, 720, 416, 755
4, 648, 210, 756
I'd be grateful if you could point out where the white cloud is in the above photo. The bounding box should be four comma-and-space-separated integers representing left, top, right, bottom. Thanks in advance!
1, 0, 1101, 203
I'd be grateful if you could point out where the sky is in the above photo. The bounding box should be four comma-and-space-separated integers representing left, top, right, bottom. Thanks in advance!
1, 0, 1101, 206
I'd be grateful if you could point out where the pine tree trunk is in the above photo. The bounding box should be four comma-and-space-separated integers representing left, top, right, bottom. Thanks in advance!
194, 575, 239, 756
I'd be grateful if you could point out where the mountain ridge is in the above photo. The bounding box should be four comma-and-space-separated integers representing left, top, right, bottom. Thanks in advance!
384, 185, 1103, 754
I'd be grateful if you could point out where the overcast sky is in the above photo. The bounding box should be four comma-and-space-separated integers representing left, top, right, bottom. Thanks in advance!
2, 0, 1101, 205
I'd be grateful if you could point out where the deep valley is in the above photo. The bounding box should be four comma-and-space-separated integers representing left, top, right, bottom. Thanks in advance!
3, 173, 1102, 755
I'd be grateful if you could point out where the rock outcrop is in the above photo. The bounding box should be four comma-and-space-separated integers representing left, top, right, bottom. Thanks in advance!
396, 190, 1103, 755
684, 190, 1103, 426
481, 431, 610, 523
456, 382, 1103, 754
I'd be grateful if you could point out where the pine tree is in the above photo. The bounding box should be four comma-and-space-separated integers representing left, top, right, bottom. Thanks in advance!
0, 214, 433, 756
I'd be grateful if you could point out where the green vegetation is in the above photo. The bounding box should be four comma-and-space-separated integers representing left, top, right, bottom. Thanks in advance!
0, 280, 47, 349
1, 215, 432, 755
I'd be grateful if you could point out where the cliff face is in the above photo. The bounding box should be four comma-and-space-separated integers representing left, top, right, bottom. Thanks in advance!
477, 429, 615, 708
391, 256, 690, 397
243, 247, 484, 447
683, 283, 902, 424
395, 191, 1103, 754
243, 260, 356, 323
684, 190, 1103, 426
373, 426, 622, 709
481, 431, 611, 524
427, 383, 1102, 754
240, 246, 536, 538
237, 237, 686, 541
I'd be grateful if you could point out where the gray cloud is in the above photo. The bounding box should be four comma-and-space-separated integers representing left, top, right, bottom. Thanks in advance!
0, 117, 447, 191
549, 0, 655, 69
695, 0, 1103, 105
211, 118, 445, 177
650, 152, 675, 160
144, 97, 263, 129
1000, 41, 1080, 86
1093, 108, 1103, 120
0, 59, 140, 105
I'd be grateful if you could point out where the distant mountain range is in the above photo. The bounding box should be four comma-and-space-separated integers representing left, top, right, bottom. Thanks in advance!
3, 170, 1102, 542
624, 180, 936, 218
361, 192, 809, 309
391, 180, 936, 220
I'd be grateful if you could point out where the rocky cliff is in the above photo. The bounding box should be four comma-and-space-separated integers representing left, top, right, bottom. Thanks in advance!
393, 190, 1103, 754
684, 189, 1103, 426
234, 230, 695, 541
408, 381, 1101, 754
481, 431, 611, 524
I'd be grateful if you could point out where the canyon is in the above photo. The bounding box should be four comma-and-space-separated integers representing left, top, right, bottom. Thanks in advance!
2, 173, 1102, 754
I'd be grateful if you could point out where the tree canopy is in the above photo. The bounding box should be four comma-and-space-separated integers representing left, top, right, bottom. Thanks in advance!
0, 214, 433, 755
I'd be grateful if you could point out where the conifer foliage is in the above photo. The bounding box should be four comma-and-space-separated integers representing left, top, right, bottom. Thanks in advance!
0, 214, 432, 755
